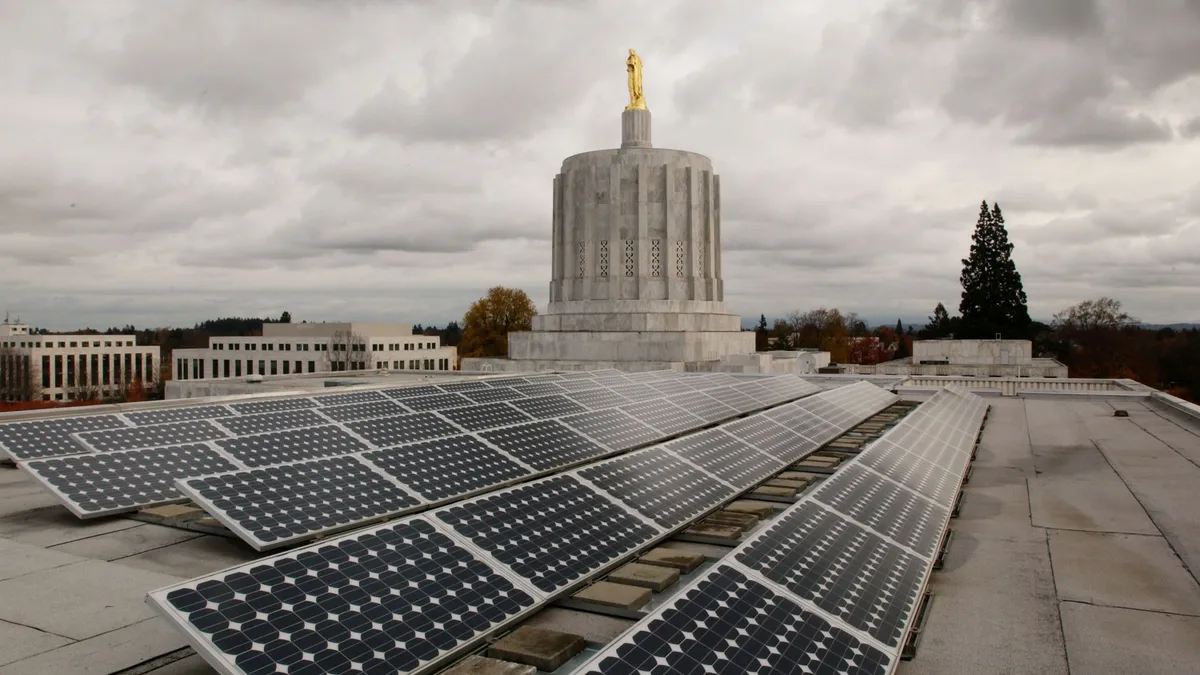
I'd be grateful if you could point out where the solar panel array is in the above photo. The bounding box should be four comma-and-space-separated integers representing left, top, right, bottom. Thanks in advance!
148, 379, 902, 675
577, 386, 988, 675
8, 371, 817, 533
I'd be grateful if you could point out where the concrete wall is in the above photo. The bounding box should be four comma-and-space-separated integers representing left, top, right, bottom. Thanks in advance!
913, 339, 1034, 365
834, 358, 1067, 378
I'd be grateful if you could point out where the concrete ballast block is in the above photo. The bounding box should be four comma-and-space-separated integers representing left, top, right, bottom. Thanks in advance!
487, 626, 586, 672
639, 548, 705, 573
608, 562, 681, 592
572, 581, 652, 611
441, 655, 536, 675
723, 500, 776, 518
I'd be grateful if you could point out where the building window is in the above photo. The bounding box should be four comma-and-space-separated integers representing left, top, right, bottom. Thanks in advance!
210, 360, 217, 380
282, 361, 290, 375
70, 341, 77, 348
54, 355, 63, 388
91, 354, 100, 386
105, 341, 111, 347
269, 360, 277, 375
235, 360, 242, 377
409, 359, 418, 370
308, 361, 315, 373
404, 344, 410, 351
224, 360, 231, 378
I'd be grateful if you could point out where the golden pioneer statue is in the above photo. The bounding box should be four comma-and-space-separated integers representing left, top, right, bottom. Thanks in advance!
626, 49, 647, 110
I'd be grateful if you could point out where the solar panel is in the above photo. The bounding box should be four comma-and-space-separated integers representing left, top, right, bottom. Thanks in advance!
617, 399, 706, 436
215, 426, 368, 467
578, 564, 890, 675
553, 379, 603, 393
346, 412, 462, 448
363, 435, 532, 502
665, 428, 781, 488
577, 447, 736, 528
438, 380, 494, 392
565, 388, 630, 410
20, 444, 239, 518
381, 385, 444, 399
216, 409, 328, 436
720, 415, 810, 461
312, 390, 388, 406
558, 409, 661, 451
435, 402, 533, 432
229, 398, 318, 415
434, 475, 661, 594
507, 394, 587, 419
149, 517, 538, 675
76, 420, 228, 452
478, 420, 609, 471
181, 456, 421, 550
764, 405, 842, 446
665, 391, 738, 423
734, 501, 927, 649
731, 380, 774, 403
481, 376, 529, 387
646, 379, 694, 395
857, 439, 960, 505
605, 383, 661, 402
558, 371, 595, 380
812, 464, 948, 559
123, 405, 235, 426
400, 393, 475, 412
702, 385, 763, 413
0, 415, 126, 460
460, 387, 526, 404
317, 399, 410, 423
511, 382, 567, 397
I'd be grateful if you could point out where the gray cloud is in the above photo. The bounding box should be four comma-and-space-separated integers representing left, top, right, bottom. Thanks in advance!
0, 0, 1198, 331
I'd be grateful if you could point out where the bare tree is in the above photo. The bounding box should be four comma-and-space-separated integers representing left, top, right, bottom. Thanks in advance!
322, 329, 370, 372
0, 345, 42, 402
65, 354, 102, 403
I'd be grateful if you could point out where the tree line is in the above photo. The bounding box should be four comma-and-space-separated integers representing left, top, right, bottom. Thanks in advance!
753, 200, 1200, 401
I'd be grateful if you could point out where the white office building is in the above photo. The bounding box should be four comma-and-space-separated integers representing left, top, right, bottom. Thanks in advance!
0, 319, 161, 402
169, 322, 458, 383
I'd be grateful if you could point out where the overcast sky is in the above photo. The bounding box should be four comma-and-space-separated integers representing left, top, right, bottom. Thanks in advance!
2, 0, 1198, 331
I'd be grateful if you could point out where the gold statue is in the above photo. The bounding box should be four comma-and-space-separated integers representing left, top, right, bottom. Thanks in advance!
626, 49, 647, 111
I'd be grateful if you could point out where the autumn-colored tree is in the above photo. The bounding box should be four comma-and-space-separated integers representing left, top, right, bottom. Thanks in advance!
1052, 297, 1142, 379
459, 287, 538, 358
125, 378, 147, 403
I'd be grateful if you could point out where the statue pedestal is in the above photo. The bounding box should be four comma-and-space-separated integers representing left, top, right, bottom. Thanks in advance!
621, 109, 652, 149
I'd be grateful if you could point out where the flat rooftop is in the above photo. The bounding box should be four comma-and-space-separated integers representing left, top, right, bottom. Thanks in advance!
1, 388, 1198, 674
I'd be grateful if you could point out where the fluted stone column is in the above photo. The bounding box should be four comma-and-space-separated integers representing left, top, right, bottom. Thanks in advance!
621, 109, 652, 149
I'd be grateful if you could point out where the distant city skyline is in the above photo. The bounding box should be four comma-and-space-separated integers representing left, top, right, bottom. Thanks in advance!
3, 1, 1198, 328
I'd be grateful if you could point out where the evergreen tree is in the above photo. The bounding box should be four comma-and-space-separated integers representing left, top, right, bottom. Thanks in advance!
923, 302, 952, 338
893, 319, 909, 359
279, 311, 292, 324
755, 314, 769, 351
959, 201, 1031, 338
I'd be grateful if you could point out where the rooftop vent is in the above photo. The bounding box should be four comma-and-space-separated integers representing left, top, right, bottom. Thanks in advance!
1113, 409, 1130, 417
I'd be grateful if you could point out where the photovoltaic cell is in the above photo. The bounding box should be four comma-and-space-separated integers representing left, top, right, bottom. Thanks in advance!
511, 383, 567, 397
0, 415, 126, 460
720, 416, 810, 461
435, 475, 661, 594
857, 440, 960, 504
150, 518, 538, 675
578, 447, 736, 528
645, 379, 694, 396
579, 565, 889, 675
508, 394, 587, 419
435, 402, 533, 432
346, 412, 462, 448
123, 405, 234, 426
558, 409, 661, 451
666, 429, 780, 489
76, 420, 228, 452
606, 383, 660, 402
461, 387, 526, 404
481, 376, 528, 387
702, 386, 763, 413
479, 420, 608, 471
565, 388, 629, 411
437, 380, 494, 392
814, 464, 948, 559
216, 409, 327, 436
554, 378, 605, 393
381, 385, 443, 400
229, 398, 318, 415
364, 435, 531, 502
617, 400, 705, 436
400, 393, 475, 412
317, 399, 409, 423
183, 456, 420, 548
312, 390, 387, 406
215, 426, 368, 467
666, 391, 738, 423
21, 444, 238, 517
735, 501, 927, 648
